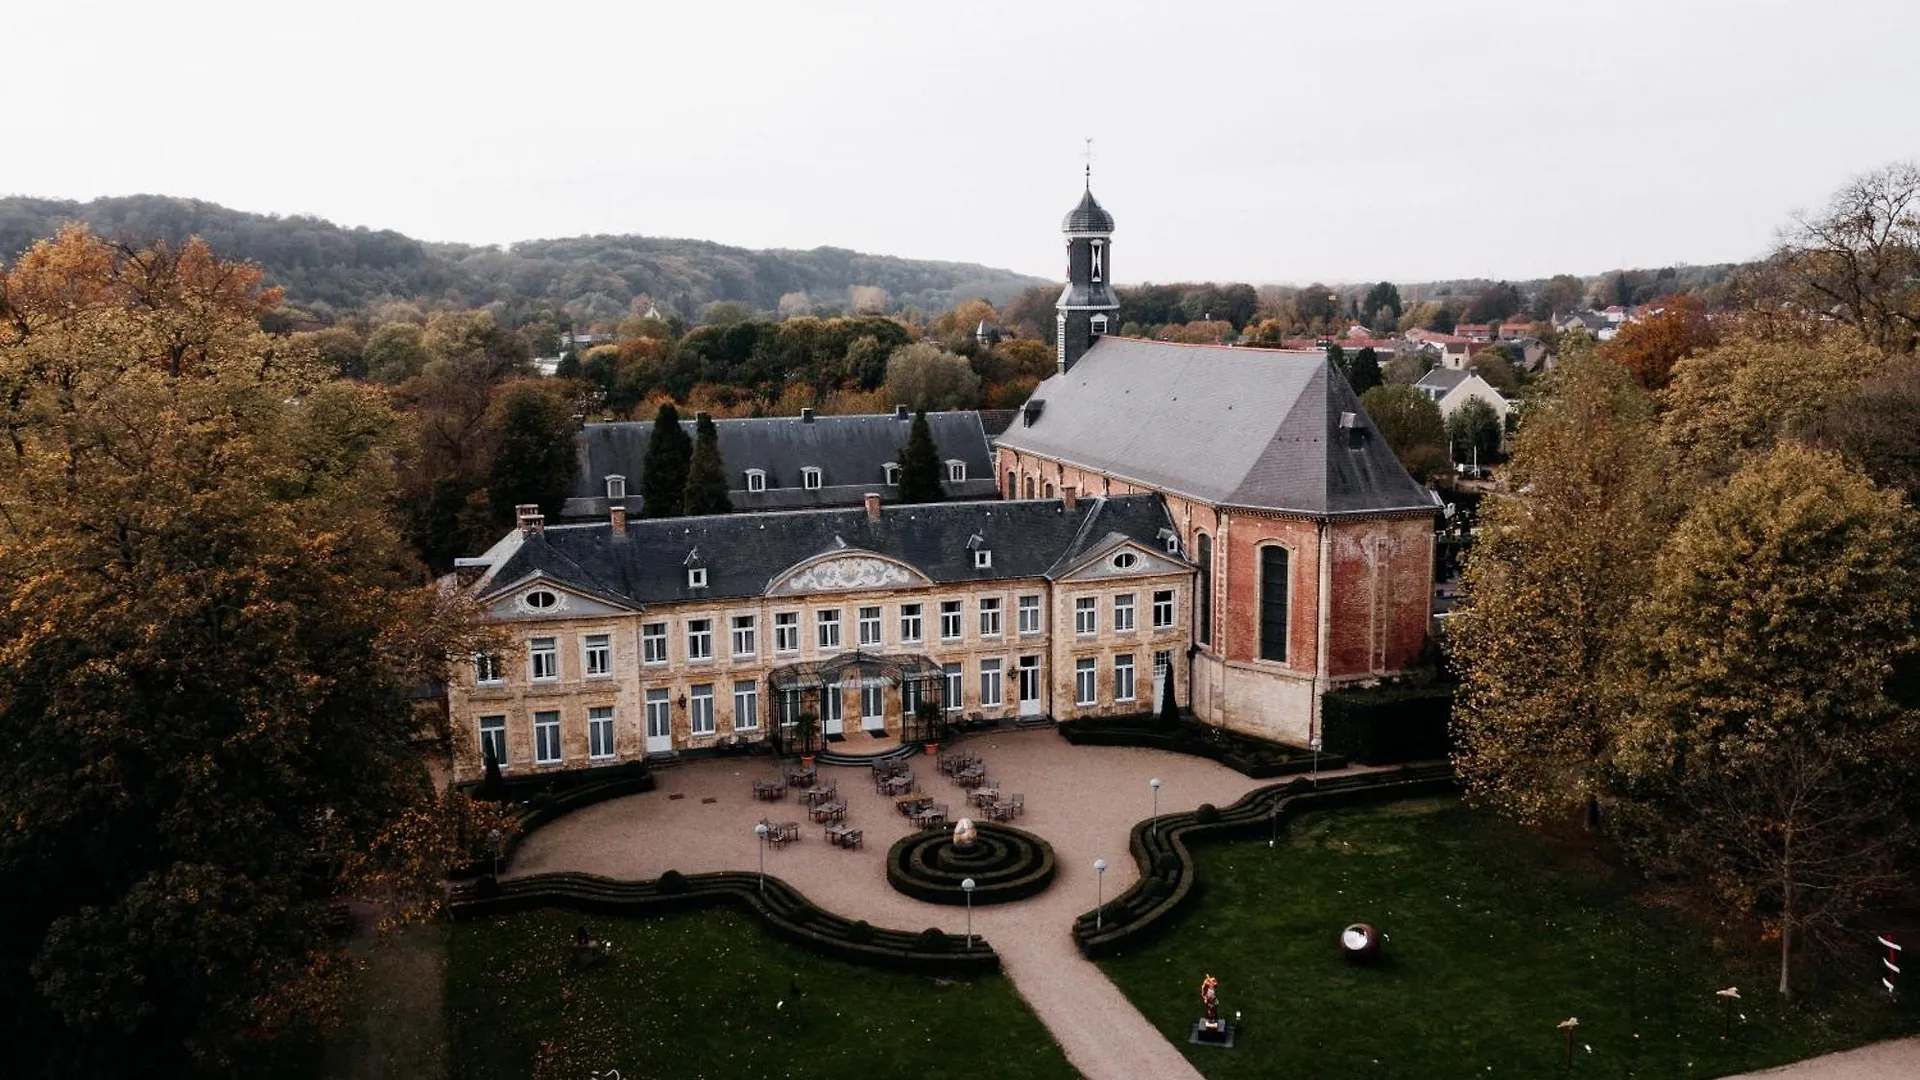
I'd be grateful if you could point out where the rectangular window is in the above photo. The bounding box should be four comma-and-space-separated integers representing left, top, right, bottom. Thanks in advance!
900, 603, 923, 643
979, 597, 1003, 637
774, 611, 799, 653
1074, 597, 1098, 636
1113, 593, 1136, 633
687, 618, 714, 661
1154, 649, 1174, 680
690, 685, 715, 736
859, 605, 883, 647
731, 614, 757, 658
733, 680, 759, 731
478, 714, 506, 767
980, 659, 1004, 707
817, 609, 841, 651
588, 706, 615, 759
534, 710, 562, 764
1153, 589, 1175, 629
940, 600, 962, 641
474, 653, 504, 685
944, 663, 964, 712
642, 622, 668, 665
1075, 659, 1097, 707
1017, 594, 1041, 635
1115, 654, 1136, 702
583, 634, 611, 677
1260, 545, 1290, 663
530, 637, 558, 681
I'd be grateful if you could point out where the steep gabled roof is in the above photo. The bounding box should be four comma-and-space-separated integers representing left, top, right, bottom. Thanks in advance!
997, 337, 1435, 516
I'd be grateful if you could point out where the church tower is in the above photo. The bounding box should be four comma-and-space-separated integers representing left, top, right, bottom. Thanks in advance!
1056, 175, 1119, 373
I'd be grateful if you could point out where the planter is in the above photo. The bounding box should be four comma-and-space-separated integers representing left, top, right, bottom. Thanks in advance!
923, 742, 939, 756
801, 754, 815, 768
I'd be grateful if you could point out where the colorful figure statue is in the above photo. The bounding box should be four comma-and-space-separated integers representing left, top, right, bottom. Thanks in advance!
1200, 974, 1220, 1024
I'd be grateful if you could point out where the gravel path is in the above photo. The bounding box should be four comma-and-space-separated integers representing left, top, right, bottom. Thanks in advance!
507, 728, 1299, 1080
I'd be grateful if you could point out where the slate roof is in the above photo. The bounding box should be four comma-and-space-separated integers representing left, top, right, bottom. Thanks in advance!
1414, 368, 1469, 393
1062, 188, 1116, 233
563, 410, 999, 518
481, 495, 1180, 606
997, 337, 1438, 517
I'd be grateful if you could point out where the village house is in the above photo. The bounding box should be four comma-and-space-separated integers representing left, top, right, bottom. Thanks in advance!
1413, 367, 1512, 426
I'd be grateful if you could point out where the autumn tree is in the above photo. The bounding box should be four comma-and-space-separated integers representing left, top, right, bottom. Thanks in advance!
1769, 160, 1920, 355
1467, 344, 1521, 395
485, 381, 578, 523
883, 341, 980, 412
682, 411, 733, 515
1464, 282, 1522, 324
1446, 396, 1502, 466
1449, 353, 1679, 824
1812, 354, 1920, 502
1534, 273, 1585, 319
640, 402, 692, 517
1362, 281, 1402, 328
1358, 385, 1449, 480
0, 228, 483, 1076
1598, 293, 1717, 391
1616, 445, 1920, 998
897, 409, 945, 503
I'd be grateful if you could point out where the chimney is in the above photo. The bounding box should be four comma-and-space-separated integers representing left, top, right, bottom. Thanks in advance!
516, 504, 544, 537
1061, 484, 1079, 511
864, 492, 883, 521
801, 407, 816, 423
695, 410, 710, 423
610, 504, 628, 537
894, 404, 909, 420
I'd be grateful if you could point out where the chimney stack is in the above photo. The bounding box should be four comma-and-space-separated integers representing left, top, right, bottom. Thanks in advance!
695, 410, 711, 423
864, 492, 883, 521
516, 504, 545, 537
1061, 485, 1079, 511
801, 407, 816, 423
610, 504, 628, 537
894, 404, 909, 420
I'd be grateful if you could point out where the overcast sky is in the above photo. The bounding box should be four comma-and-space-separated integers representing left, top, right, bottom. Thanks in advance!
13, 0, 1919, 285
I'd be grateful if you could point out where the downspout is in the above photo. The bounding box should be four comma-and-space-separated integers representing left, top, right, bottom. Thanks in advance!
1313, 518, 1332, 746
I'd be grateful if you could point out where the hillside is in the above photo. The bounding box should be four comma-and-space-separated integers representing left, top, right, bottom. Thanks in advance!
0, 194, 1047, 322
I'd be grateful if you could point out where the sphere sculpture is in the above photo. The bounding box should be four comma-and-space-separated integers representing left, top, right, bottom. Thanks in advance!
886, 821, 1056, 905
1340, 922, 1382, 964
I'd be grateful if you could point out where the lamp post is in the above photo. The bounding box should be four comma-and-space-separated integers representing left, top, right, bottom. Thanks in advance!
962, 878, 976, 949
487, 828, 503, 878
1310, 735, 1322, 786
1150, 777, 1163, 837
754, 822, 769, 893
1094, 859, 1108, 930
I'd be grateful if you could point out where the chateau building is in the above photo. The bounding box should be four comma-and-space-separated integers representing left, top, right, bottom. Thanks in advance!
996, 186, 1439, 745
561, 407, 998, 519
445, 179, 1438, 782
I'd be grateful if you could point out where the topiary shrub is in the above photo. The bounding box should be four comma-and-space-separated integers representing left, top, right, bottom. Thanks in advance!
914, 927, 950, 953
1194, 802, 1220, 824
657, 869, 689, 895
1154, 852, 1180, 875
848, 920, 874, 943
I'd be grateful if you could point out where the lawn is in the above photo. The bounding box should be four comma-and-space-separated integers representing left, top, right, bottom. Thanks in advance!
1099, 798, 1916, 1079
443, 906, 1076, 1080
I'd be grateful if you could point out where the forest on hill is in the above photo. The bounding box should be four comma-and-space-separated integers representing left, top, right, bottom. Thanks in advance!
0, 194, 1047, 324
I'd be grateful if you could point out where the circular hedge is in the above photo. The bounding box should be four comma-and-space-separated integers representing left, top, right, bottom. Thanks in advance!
885, 822, 1056, 905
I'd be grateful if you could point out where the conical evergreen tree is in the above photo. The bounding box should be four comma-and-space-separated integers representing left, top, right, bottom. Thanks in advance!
640, 402, 693, 518
897, 409, 945, 503
682, 412, 733, 516
1347, 346, 1383, 395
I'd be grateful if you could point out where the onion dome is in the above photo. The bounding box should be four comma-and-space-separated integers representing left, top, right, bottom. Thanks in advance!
1061, 188, 1115, 234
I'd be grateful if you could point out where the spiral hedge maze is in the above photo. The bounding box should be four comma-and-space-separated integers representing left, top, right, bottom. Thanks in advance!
447, 869, 998, 974
886, 822, 1058, 905
1071, 763, 1459, 958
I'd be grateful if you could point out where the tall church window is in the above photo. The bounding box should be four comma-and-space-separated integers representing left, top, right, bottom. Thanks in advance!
1259, 546, 1289, 663
1196, 533, 1213, 647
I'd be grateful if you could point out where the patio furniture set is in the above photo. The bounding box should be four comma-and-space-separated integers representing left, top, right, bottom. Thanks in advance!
751, 762, 861, 849
937, 748, 1026, 823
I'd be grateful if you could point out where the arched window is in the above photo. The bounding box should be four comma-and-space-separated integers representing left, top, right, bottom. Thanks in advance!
605, 474, 626, 500
1259, 545, 1289, 663
1006, 470, 1016, 498
1196, 533, 1213, 647
1024, 475, 1035, 499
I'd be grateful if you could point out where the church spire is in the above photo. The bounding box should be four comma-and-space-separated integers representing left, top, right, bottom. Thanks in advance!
1055, 162, 1119, 374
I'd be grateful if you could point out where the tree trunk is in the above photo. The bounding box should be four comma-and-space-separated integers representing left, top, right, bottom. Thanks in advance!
1778, 828, 1794, 1001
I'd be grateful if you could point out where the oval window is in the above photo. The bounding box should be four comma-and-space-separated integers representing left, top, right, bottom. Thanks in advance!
1111, 552, 1139, 570
524, 589, 559, 610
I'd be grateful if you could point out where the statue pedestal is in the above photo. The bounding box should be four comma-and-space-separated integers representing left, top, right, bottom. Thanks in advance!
1188, 1018, 1235, 1048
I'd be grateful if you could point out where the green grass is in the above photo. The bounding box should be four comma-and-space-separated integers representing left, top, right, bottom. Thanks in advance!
1099, 798, 1916, 1079
443, 906, 1076, 1080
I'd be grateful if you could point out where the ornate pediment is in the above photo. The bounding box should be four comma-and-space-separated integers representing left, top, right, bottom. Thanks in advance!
769, 553, 929, 595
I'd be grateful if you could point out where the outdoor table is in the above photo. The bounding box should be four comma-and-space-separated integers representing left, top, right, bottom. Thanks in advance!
785, 766, 817, 787
753, 778, 786, 800
826, 824, 863, 849
803, 783, 837, 806
987, 801, 1014, 822
971, 787, 999, 807
897, 796, 932, 816
911, 806, 946, 828
881, 774, 915, 796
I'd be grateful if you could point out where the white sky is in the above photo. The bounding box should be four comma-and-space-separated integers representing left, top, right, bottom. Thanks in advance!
13, 0, 1919, 285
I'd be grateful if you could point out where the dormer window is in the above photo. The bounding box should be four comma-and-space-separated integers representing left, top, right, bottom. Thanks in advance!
946, 460, 966, 483
605, 474, 626, 500
975, 549, 993, 569
1091, 313, 1108, 336
884, 463, 902, 486
802, 467, 823, 491
688, 566, 708, 589
1158, 527, 1182, 556
745, 468, 766, 493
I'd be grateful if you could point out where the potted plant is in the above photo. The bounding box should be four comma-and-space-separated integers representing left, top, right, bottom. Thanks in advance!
796, 712, 819, 767
915, 700, 942, 754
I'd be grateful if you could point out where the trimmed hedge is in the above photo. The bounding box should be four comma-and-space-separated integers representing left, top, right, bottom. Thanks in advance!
885, 823, 1057, 905
1071, 764, 1459, 958
447, 869, 998, 975
1057, 714, 1347, 778
1320, 683, 1456, 765
447, 767, 658, 880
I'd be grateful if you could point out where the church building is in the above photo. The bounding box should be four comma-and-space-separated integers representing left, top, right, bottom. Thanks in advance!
996, 182, 1439, 745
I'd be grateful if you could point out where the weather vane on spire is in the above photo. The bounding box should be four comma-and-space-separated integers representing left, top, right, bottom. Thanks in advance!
1082, 137, 1093, 189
